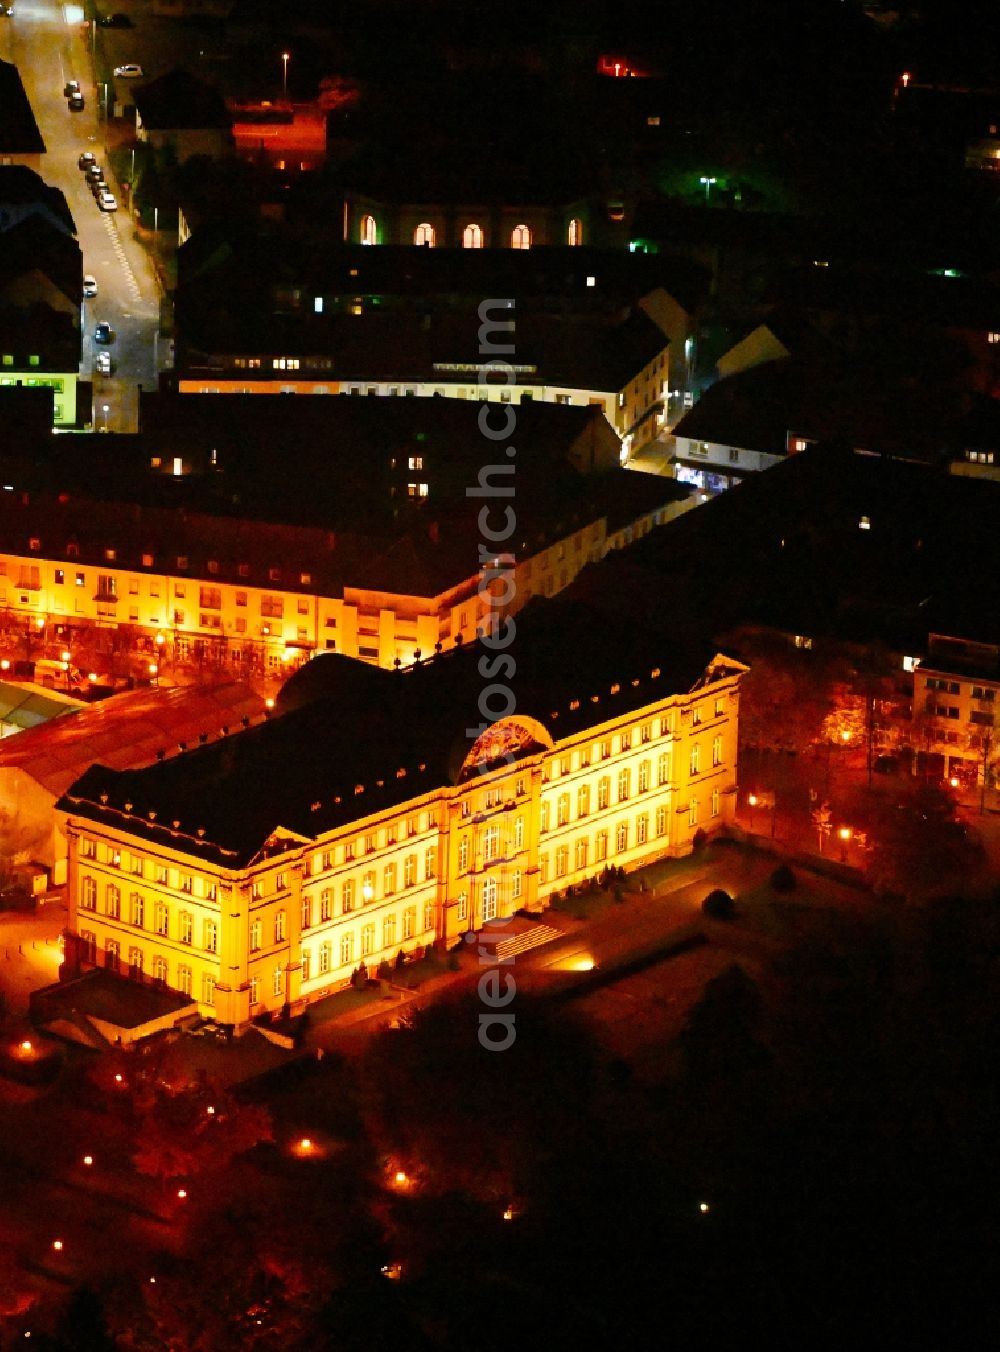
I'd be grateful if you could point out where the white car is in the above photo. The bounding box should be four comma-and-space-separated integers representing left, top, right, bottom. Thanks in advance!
83, 274, 97, 298
114, 64, 143, 78
95, 351, 112, 375
98, 191, 118, 212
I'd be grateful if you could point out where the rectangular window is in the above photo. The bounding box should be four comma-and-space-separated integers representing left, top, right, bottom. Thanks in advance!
274, 910, 286, 943
204, 919, 218, 952
179, 911, 192, 945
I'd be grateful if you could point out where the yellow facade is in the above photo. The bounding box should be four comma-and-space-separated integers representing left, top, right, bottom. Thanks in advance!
0, 501, 682, 680
62, 659, 744, 1027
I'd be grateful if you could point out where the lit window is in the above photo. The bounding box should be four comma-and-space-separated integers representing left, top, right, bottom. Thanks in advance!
511, 223, 531, 249
414, 222, 436, 247
858, 516, 871, 530
463, 223, 483, 249
567, 217, 583, 246
314, 296, 323, 313
360, 214, 377, 246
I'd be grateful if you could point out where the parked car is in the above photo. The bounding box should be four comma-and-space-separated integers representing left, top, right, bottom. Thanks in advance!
82, 274, 98, 298
64, 80, 80, 97
113, 64, 143, 78
85, 163, 104, 181
78, 151, 96, 170
99, 11, 131, 25
94, 322, 114, 344
98, 191, 118, 212
68, 93, 85, 112
95, 351, 113, 375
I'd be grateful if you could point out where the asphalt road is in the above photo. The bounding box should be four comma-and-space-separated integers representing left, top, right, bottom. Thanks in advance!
1, 0, 161, 430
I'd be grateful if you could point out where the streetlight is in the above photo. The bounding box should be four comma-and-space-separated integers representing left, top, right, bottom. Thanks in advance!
101, 403, 110, 432
699, 176, 717, 204
281, 51, 290, 99
747, 792, 757, 833
838, 826, 852, 863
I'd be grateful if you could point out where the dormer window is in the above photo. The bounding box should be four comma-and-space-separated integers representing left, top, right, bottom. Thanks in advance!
29, 538, 40, 551
104, 548, 116, 561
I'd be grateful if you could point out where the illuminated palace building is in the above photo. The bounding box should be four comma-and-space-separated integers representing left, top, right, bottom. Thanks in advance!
58, 606, 745, 1027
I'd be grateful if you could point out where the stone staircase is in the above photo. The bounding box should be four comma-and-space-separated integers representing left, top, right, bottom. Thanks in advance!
492, 923, 561, 963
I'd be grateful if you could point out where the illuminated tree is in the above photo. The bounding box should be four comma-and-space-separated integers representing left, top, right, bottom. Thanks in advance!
842, 782, 987, 902
132, 1086, 272, 1186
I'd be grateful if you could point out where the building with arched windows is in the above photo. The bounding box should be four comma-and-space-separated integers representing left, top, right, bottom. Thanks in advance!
58, 603, 745, 1027
343, 189, 622, 251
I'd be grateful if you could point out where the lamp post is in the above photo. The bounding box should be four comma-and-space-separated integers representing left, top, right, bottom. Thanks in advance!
747, 792, 757, 834
699, 176, 717, 204
838, 826, 852, 864
281, 51, 290, 99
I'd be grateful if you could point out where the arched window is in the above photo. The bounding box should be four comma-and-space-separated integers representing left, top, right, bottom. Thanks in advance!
463, 222, 483, 249
567, 217, 583, 246
414, 222, 435, 247
360, 214, 377, 246
511, 223, 531, 250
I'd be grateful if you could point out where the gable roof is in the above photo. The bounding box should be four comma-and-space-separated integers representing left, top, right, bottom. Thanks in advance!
0, 61, 45, 156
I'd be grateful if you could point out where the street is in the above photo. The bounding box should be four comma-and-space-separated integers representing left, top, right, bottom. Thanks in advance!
1, 0, 162, 430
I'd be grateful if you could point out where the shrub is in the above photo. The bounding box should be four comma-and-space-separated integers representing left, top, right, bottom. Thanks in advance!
692, 828, 708, 854
701, 888, 735, 920
447, 950, 461, 971
377, 959, 393, 981
770, 863, 797, 892
395, 949, 407, 970
613, 884, 626, 904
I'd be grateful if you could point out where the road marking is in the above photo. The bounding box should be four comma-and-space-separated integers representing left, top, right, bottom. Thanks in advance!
101, 214, 143, 299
